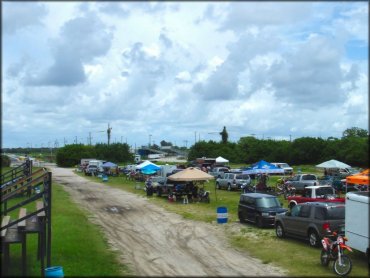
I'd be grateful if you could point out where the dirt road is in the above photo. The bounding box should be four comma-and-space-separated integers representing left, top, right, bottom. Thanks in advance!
51, 167, 286, 276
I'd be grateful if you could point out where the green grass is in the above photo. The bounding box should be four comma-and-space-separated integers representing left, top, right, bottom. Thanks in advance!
2, 182, 131, 277
77, 169, 369, 277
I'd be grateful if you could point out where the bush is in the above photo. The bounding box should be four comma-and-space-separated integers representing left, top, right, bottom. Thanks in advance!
1, 155, 11, 167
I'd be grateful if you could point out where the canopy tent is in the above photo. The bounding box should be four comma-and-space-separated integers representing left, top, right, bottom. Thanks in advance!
168, 167, 214, 181
102, 161, 117, 168
138, 161, 161, 175
136, 160, 160, 170
316, 159, 351, 169
346, 169, 369, 186
215, 156, 229, 163
242, 160, 284, 175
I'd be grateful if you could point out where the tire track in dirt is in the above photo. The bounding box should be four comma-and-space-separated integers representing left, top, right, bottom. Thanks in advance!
51, 167, 286, 277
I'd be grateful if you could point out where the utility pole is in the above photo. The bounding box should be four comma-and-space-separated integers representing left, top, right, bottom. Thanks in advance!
107, 123, 112, 145
289, 134, 292, 142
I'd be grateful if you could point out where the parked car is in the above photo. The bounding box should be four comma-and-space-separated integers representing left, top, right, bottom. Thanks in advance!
208, 167, 230, 179
216, 173, 251, 191
271, 163, 294, 175
287, 185, 345, 209
238, 193, 288, 228
285, 174, 319, 192
274, 202, 345, 247
84, 165, 99, 176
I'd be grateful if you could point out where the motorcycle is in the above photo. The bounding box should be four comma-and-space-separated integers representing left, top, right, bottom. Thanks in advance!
320, 230, 353, 276
276, 178, 296, 199
198, 187, 210, 203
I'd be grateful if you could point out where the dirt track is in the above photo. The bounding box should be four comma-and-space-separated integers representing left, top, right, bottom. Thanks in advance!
51, 167, 286, 277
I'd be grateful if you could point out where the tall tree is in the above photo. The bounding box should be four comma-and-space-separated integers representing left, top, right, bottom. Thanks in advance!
342, 127, 368, 138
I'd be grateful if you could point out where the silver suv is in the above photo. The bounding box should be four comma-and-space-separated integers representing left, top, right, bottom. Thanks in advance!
275, 202, 345, 247
216, 173, 251, 191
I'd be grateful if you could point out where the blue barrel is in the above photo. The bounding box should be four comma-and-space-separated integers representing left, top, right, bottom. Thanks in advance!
102, 175, 108, 182
45, 266, 64, 277
217, 207, 228, 224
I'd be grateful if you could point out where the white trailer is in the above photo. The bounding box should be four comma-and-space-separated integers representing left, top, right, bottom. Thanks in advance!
345, 191, 369, 258
148, 154, 164, 159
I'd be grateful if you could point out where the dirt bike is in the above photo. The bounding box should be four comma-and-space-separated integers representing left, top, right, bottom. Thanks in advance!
276, 178, 296, 199
320, 231, 353, 276
198, 187, 210, 203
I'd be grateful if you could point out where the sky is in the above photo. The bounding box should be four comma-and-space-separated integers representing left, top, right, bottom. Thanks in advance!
2, 1, 369, 149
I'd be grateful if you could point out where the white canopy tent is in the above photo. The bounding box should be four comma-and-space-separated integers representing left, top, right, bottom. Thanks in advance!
215, 156, 229, 163
316, 159, 351, 169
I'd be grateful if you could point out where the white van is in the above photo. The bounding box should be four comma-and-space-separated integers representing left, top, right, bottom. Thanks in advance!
345, 191, 369, 258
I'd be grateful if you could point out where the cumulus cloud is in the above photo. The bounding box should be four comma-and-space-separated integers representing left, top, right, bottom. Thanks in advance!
3, 2, 48, 35
25, 12, 113, 86
218, 2, 312, 32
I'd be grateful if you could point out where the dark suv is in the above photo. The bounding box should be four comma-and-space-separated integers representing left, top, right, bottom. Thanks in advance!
238, 193, 288, 228
274, 202, 345, 247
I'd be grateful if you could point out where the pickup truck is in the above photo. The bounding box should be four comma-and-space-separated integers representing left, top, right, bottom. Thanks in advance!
287, 185, 345, 209
285, 174, 319, 192
216, 173, 251, 191
208, 167, 230, 179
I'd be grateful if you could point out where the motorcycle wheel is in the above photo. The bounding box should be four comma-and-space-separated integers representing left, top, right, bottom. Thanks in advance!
320, 249, 330, 266
333, 254, 352, 276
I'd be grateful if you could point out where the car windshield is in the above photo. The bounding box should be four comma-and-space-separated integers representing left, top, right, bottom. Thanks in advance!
316, 187, 335, 196
236, 174, 249, 180
325, 206, 345, 220
256, 197, 280, 208
302, 174, 317, 180
280, 163, 289, 168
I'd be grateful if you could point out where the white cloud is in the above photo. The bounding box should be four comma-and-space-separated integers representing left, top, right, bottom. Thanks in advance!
2, 1, 368, 147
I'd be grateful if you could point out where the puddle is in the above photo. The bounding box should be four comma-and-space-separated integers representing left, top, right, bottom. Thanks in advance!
103, 205, 133, 215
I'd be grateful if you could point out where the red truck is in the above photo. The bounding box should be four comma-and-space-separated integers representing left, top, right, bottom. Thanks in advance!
287, 185, 345, 209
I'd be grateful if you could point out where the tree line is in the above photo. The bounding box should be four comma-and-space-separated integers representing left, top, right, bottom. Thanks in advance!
56, 143, 132, 167
187, 127, 369, 167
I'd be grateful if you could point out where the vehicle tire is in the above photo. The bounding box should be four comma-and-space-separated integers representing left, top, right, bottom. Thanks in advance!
157, 187, 162, 197
238, 212, 245, 223
216, 182, 220, 190
320, 249, 330, 266
333, 255, 352, 276
256, 216, 264, 228
308, 230, 320, 247
227, 184, 231, 191
275, 222, 285, 238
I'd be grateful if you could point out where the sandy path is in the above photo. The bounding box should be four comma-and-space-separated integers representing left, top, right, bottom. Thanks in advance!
51, 167, 286, 277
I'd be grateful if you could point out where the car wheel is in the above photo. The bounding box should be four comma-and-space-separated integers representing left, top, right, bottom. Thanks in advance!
275, 223, 285, 238
238, 212, 245, 223
289, 202, 296, 210
227, 184, 231, 191
256, 217, 264, 228
308, 230, 320, 247
216, 182, 220, 190
157, 187, 162, 197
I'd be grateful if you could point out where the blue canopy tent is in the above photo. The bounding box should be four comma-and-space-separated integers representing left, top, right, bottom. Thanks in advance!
242, 160, 284, 175
140, 163, 161, 175
102, 162, 117, 168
